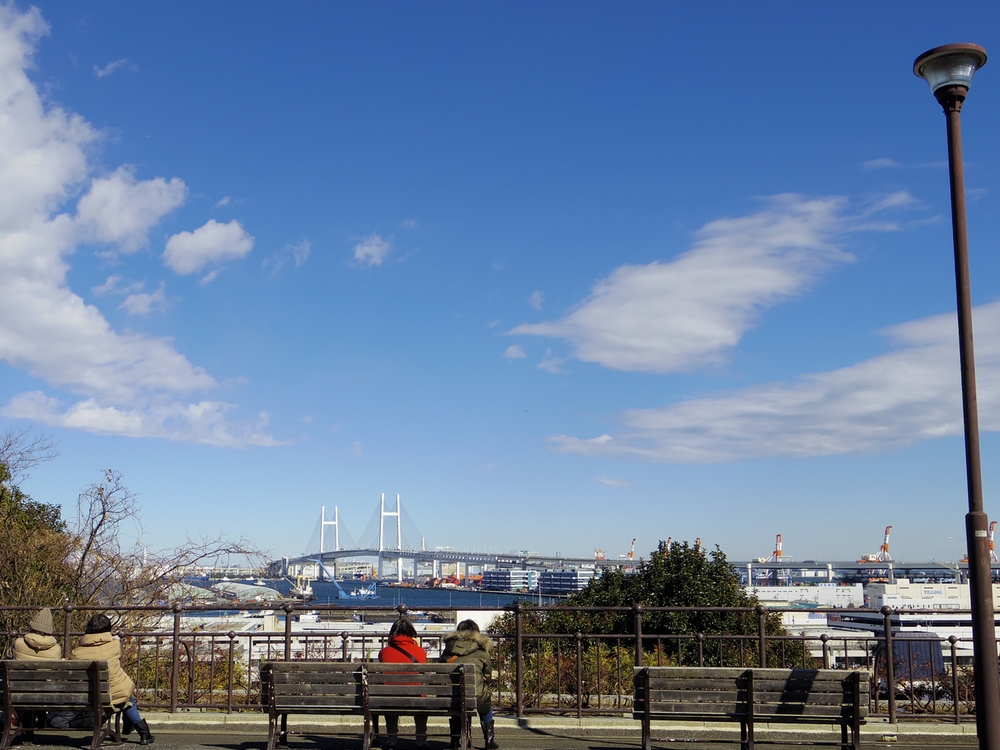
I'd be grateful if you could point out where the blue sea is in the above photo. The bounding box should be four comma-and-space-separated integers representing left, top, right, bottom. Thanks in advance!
271, 578, 554, 608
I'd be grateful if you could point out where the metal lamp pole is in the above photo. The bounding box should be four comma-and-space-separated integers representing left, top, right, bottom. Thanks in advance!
915, 43, 1000, 749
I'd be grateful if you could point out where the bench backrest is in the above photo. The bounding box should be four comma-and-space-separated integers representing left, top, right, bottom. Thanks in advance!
634, 667, 870, 722
0, 660, 112, 711
366, 663, 477, 714
262, 661, 476, 715
263, 662, 366, 713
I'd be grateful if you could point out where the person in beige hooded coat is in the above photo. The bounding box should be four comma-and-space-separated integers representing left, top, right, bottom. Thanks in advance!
13, 608, 61, 661
70, 613, 153, 745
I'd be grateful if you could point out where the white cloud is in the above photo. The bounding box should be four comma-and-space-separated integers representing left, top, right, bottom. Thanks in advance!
263, 238, 311, 276
163, 219, 254, 275
528, 290, 544, 310
76, 166, 187, 252
351, 441, 364, 457
92, 275, 142, 297
863, 158, 900, 169
595, 476, 631, 488
400, 218, 418, 229
0, 6, 276, 447
120, 284, 167, 315
93, 58, 136, 78
538, 349, 566, 374
511, 195, 853, 373
550, 301, 1000, 463
352, 232, 391, 267
215, 196, 231, 207
504, 345, 527, 359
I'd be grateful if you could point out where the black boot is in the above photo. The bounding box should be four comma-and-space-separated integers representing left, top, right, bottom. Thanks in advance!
481, 719, 499, 750
134, 719, 154, 745
122, 711, 134, 736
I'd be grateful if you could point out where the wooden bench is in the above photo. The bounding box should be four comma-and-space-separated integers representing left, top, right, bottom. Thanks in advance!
633, 667, 869, 750
0, 659, 122, 750
261, 661, 476, 750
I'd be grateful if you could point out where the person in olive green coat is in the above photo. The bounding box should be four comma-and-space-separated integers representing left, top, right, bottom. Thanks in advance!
71, 614, 154, 745
13, 608, 62, 661
438, 620, 499, 750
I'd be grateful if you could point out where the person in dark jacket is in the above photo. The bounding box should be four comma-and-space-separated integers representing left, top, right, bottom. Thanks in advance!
375, 618, 428, 749
439, 619, 498, 750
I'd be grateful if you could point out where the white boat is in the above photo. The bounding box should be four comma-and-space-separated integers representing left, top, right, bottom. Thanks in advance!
350, 582, 378, 599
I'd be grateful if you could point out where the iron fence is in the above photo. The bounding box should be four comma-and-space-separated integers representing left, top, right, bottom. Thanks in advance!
0, 601, 989, 724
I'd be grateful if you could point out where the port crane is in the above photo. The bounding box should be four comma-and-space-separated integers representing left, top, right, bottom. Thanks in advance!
765, 534, 787, 562
594, 549, 606, 561
992, 521, 998, 564
858, 526, 892, 563
618, 538, 637, 561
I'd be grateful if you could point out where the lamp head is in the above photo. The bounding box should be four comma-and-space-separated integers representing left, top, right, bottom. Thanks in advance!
914, 43, 987, 94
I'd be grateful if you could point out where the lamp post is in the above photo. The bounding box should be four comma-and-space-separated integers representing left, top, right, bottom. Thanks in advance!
914, 43, 1000, 749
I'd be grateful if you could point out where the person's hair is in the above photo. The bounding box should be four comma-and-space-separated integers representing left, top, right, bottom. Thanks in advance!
456, 619, 480, 634
389, 618, 417, 639
84, 614, 112, 635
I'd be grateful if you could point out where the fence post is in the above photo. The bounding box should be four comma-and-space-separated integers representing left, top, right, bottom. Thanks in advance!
283, 603, 294, 660
949, 635, 960, 725
575, 632, 584, 719
820, 634, 830, 669
61, 603, 74, 658
881, 606, 896, 724
756, 604, 767, 668
633, 604, 644, 668
341, 632, 350, 662
227, 632, 236, 714
696, 633, 705, 668
170, 603, 182, 713
514, 602, 524, 719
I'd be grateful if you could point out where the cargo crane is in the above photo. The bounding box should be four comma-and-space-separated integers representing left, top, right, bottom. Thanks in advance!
617, 538, 637, 561
858, 526, 892, 563
992, 521, 998, 564
594, 549, 606, 561
695, 537, 702, 551
765, 534, 787, 563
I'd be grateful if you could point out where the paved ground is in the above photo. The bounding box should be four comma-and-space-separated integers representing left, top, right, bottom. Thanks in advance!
3, 714, 982, 750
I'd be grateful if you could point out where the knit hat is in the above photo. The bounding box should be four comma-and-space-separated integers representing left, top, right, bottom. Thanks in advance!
29, 608, 54, 635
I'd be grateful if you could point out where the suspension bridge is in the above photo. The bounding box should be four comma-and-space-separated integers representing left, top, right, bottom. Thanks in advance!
269, 493, 638, 581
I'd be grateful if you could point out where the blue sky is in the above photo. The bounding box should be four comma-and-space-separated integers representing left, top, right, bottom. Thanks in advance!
3, 1, 1000, 564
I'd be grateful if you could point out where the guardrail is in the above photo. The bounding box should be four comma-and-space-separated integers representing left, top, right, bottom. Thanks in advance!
0, 602, 986, 724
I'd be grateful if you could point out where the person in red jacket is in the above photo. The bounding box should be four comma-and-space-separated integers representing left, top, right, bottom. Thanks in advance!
375, 618, 428, 749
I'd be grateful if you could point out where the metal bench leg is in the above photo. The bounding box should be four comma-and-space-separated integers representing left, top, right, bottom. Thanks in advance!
266, 711, 278, 750
280, 713, 288, 747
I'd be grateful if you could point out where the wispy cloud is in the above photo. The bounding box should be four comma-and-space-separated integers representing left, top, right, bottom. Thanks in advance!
528, 290, 544, 310
93, 58, 137, 78
119, 284, 167, 315
351, 232, 391, 267
504, 345, 527, 359
263, 238, 311, 276
862, 158, 900, 169
550, 301, 1000, 463
538, 349, 566, 374
511, 195, 855, 374
400, 218, 418, 229
596, 476, 631, 488
0, 6, 277, 447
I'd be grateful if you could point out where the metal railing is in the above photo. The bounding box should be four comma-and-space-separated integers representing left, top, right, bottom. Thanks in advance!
0, 601, 988, 724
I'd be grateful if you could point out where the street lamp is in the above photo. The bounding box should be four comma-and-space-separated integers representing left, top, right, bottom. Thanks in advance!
914, 43, 999, 749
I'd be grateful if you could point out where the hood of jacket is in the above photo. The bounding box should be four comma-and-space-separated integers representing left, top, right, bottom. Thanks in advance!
78, 631, 114, 647
23, 631, 59, 652
442, 630, 492, 655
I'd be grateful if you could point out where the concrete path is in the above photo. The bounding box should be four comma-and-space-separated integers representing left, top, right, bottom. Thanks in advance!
5, 713, 979, 750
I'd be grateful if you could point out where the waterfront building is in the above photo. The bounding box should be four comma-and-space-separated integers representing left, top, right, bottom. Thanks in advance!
539, 568, 595, 595
482, 569, 538, 592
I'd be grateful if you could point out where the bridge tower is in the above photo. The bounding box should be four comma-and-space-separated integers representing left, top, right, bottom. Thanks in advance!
378, 493, 404, 583
319, 505, 341, 580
